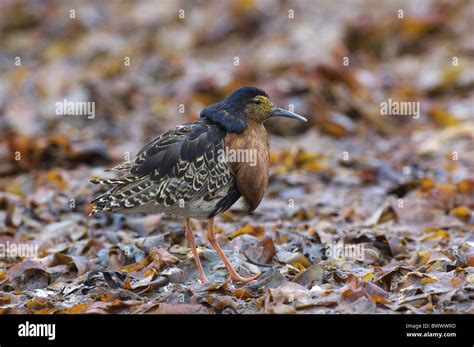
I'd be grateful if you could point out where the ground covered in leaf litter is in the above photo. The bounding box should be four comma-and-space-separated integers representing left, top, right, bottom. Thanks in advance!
0, 1, 473, 314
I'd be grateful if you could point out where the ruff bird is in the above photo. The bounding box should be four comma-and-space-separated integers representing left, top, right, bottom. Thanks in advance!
91, 86, 307, 283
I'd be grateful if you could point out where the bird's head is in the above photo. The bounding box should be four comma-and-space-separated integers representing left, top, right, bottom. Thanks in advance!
200, 86, 307, 133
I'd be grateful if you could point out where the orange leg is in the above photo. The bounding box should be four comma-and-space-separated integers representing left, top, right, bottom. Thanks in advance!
206, 218, 260, 283
185, 218, 209, 284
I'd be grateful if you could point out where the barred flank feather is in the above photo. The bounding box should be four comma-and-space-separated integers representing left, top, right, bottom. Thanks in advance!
105, 161, 133, 172
90, 175, 139, 185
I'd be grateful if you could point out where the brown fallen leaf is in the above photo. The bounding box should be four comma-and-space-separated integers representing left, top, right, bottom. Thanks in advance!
149, 248, 179, 271
229, 224, 265, 239
263, 282, 312, 313
43, 253, 95, 276
2, 258, 50, 290
25, 297, 50, 311
292, 263, 323, 288
61, 303, 89, 314
466, 254, 474, 267
233, 288, 255, 299
120, 256, 152, 273
428, 107, 461, 127
244, 236, 275, 265
145, 303, 210, 314
449, 206, 471, 222
421, 229, 450, 242
369, 294, 390, 305
276, 249, 311, 267
210, 296, 240, 311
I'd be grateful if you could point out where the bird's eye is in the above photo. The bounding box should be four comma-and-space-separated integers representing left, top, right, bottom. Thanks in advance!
253, 99, 262, 105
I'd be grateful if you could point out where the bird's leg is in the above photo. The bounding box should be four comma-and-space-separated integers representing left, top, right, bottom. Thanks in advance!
185, 218, 209, 284
206, 218, 260, 283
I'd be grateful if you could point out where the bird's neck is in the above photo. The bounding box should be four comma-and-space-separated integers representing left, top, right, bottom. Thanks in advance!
224, 120, 269, 157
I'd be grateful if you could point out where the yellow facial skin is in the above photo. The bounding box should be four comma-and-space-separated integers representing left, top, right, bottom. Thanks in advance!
245, 95, 274, 122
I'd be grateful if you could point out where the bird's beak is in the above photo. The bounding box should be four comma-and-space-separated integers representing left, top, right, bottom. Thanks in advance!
271, 107, 307, 122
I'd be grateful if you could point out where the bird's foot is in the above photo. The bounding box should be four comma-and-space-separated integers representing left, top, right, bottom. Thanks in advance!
229, 272, 261, 283
199, 273, 210, 285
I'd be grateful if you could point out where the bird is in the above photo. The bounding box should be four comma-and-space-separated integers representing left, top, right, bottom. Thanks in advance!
90, 86, 307, 284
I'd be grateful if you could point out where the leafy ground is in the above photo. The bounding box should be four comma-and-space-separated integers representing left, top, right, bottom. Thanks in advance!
0, 1, 473, 314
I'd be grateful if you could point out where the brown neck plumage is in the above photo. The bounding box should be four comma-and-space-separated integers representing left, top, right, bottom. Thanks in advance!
224, 120, 270, 212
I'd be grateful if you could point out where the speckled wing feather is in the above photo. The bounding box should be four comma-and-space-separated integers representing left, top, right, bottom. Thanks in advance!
91, 119, 234, 215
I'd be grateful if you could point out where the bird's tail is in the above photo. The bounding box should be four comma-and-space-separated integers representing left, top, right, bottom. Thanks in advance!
90, 174, 154, 214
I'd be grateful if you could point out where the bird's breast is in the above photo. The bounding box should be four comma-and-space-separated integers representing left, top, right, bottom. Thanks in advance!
224, 121, 269, 212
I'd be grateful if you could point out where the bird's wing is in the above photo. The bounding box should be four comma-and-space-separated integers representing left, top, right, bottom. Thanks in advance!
91, 120, 233, 212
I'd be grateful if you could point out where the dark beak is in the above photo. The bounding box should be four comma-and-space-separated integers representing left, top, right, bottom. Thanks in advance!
271, 107, 307, 122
